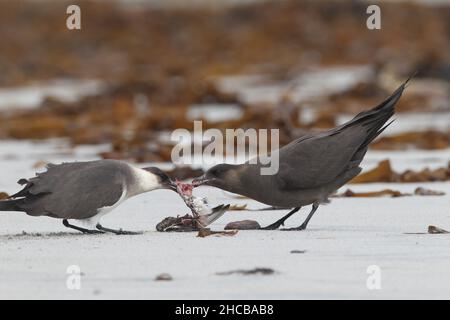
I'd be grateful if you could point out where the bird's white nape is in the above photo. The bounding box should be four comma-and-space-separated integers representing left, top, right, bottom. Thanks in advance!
131, 167, 161, 194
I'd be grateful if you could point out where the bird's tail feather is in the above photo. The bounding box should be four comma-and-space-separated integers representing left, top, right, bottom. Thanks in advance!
360, 118, 395, 150
346, 77, 412, 166
371, 77, 410, 112
356, 76, 415, 147
348, 76, 412, 129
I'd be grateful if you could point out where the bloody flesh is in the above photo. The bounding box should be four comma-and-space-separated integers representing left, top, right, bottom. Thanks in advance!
176, 180, 193, 197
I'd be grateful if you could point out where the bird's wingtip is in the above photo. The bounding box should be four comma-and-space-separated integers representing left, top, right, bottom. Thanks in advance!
403, 71, 417, 88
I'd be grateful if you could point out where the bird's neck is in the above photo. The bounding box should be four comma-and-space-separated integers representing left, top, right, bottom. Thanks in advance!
223, 164, 269, 200
213, 165, 247, 194
129, 167, 160, 196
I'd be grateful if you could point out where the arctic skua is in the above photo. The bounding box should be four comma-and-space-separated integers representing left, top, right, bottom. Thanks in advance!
0, 160, 176, 234
193, 78, 410, 230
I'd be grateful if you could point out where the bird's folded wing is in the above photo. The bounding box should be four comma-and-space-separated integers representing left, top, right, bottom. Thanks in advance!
27, 162, 93, 195
16, 161, 125, 219
275, 130, 362, 190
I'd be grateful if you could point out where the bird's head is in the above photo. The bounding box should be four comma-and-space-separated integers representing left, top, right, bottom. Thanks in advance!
192, 164, 238, 190
142, 167, 177, 191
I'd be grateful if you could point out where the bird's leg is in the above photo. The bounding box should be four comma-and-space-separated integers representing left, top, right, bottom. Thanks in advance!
261, 207, 301, 230
96, 224, 143, 235
62, 219, 104, 234
282, 203, 319, 231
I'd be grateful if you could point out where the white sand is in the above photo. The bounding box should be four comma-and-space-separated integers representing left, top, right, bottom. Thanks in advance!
0, 140, 449, 299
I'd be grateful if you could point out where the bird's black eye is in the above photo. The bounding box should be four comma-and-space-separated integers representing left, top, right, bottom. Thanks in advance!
158, 173, 169, 182
210, 165, 228, 177
211, 167, 223, 177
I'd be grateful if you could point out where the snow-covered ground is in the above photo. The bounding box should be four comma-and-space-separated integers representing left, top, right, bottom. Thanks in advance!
0, 139, 449, 299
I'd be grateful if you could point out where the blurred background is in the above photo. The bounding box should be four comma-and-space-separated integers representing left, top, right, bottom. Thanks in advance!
0, 0, 449, 182
2, 0, 450, 300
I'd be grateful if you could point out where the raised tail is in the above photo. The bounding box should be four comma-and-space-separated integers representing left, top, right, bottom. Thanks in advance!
370, 74, 413, 113
349, 76, 413, 150
345, 77, 412, 166
349, 76, 411, 126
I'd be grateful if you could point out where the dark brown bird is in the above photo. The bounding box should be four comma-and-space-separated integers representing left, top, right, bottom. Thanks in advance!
193, 78, 410, 230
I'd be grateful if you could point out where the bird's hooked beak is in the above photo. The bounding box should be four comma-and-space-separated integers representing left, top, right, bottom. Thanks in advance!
192, 174, 213, 187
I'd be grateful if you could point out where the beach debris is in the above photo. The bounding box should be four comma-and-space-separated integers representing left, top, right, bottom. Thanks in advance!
351, 160, 450, 183
156, 205, 229, 232
155, 181, 229, 232
401, 167, 450, 183
372, 130, 450, 150
334, 188, 409, 198
405, 225, 450, 235
0, 192, 9, 200
350, 160, 397, 183
216, 268, 275, 276
414, 187, 445, 196
228, 204, 248, 211
155, 273, 173, 281
428, 225, 449, 234
290, 250, 307, 254
224, 220, 261, 230
334, 186, 445, 198
197, 228, 238, 238
156, 215, 199, 232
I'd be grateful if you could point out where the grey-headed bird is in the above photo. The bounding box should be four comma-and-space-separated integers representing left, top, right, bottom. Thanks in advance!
0, 160, 176, 234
